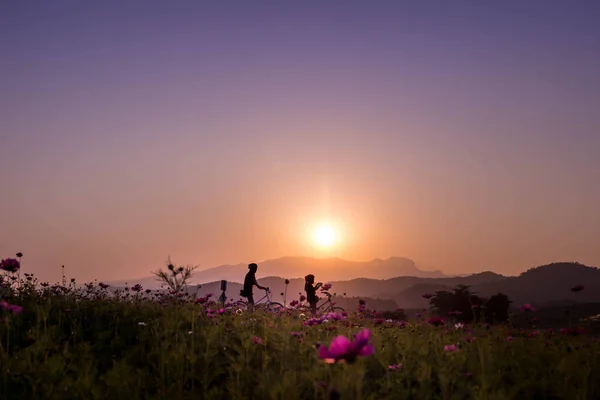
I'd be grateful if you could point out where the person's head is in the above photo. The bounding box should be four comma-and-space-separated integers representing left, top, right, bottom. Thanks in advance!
248, 263, 258, 273
305, 274, 315, 284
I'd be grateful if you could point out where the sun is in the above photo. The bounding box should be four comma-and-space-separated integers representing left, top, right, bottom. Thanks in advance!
312, 225, 336, 248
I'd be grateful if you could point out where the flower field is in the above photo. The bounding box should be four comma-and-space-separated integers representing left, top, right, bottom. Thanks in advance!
1, 260, 600, 399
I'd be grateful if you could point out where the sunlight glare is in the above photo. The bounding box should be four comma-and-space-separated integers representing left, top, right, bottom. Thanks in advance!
312, 225, 336, 248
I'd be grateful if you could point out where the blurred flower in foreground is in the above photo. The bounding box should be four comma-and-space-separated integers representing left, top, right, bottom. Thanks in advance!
428, 317, 445, 326
0, 300, 22, 315
318, 328, 374, 364
388, 363, 403, 371
520, 303, 535, 312
443, 344, 459, 352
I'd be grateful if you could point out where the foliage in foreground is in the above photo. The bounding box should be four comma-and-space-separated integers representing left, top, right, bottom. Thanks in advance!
0, 269, 599, 399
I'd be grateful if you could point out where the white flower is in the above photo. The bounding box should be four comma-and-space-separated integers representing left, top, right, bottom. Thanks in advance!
138, 322, 147, 326
236, 309, 243, 315
188, 331, 193, 335
455, 323, 464, 329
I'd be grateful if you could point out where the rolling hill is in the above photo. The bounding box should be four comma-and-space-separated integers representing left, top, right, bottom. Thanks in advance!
107, 256, 448, 288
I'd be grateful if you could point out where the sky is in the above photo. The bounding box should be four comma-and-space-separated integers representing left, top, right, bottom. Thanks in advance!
1, 1, 600, 283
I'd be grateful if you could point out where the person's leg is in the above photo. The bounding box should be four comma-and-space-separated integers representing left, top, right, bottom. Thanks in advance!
310, 301, 317, 315
247, 294, 254, 312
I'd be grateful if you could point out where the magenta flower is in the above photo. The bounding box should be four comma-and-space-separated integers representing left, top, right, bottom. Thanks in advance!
0, 258, 20, 273
318, 328, 375, 364
443, 344, 459, 352
428, 316, 445, 326
0, 300, 22, 315
321, 283, 333, 291
253, 336, 263, 345
520, 303, 535, 312
290, 300, 299, 307
299, 295, 306, 302
388, 363, 403, 371
560, 327, 584, 336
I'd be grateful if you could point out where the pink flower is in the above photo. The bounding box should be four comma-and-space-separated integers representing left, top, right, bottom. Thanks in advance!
560, 327, 584, 336
321, 283, 333, 291
0, 301, 22, 315
448, 310, 462, 315
519, 303, 535, 312
388, 363, 403, 371
0, 258, 20, 273
318, 328, 375, 364
131, 284, 143, 292
253, 336, 263, 345
428, 317, 445, 326
299, 295, 306, 302
443, 344, 459, 352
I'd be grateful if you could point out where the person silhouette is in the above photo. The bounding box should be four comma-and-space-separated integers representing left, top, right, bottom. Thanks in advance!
241, 263, 268, 309
304, 274, 322, 315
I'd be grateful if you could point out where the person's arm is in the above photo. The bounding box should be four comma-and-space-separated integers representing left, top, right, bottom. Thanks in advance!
253, 278, 268, 291
315, 282, 323, 290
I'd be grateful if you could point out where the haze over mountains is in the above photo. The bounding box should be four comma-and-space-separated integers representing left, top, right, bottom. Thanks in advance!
109, 256, 448, 288
106, 257, 600, 312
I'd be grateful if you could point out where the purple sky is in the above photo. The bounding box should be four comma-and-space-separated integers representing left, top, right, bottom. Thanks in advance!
2, 1, 600, 282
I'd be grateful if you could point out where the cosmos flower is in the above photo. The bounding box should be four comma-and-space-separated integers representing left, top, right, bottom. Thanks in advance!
520, 303, 535, 312
318, 328, 375, 364
0, 258, 20, 273
388, 363, 403, 371
0, 301, 23, 315
428, 317, 445, 327
443, 344, 459, 352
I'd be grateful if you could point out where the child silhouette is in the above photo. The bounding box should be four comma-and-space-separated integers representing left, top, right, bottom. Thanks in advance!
304, 274, 322, 315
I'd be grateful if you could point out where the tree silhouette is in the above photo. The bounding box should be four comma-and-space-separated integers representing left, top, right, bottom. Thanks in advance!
429, 285, 511, 324
152, 256, 198, 293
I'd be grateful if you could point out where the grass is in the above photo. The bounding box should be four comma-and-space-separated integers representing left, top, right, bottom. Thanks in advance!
1, 275, 599, 400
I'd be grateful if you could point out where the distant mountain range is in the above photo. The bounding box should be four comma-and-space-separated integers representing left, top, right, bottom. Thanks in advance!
108, 256, 448, 288
106, 259, 600, 313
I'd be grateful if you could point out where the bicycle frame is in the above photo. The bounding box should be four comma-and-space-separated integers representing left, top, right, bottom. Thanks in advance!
313, 292, 336, 312
249, 289, 278, 312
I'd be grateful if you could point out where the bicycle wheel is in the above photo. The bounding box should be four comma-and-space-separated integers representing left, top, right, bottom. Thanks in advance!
253, 302, 285, 312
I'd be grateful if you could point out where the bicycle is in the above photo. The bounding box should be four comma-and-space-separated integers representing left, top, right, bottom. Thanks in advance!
298, 291, 345, 315
236, 288, 284, 312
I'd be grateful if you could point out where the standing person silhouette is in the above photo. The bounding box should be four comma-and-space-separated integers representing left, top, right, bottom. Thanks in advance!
241, 263, 268, 310
304, 274, 322, 315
